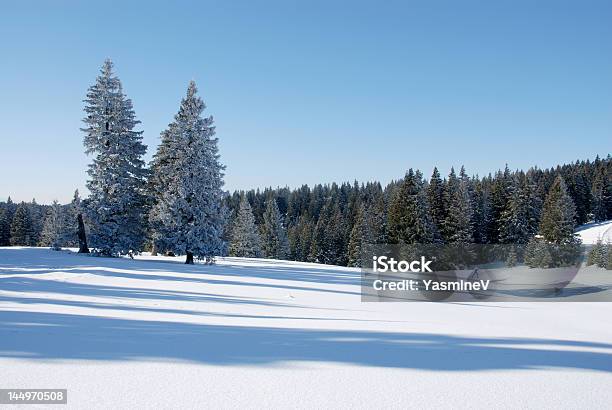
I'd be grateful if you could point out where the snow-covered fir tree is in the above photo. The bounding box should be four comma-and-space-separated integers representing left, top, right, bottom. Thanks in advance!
539, 175, 578, 244
444, 168, 474, 243
229, 195, 262, 257
27, 199, 44, 246
366, 192, 387, 244
591, 163, 611, 222
489, 165, 513, 243
472, 178, 494, 244
586, 240, 610, 268
288, 215, 314, 261
148, 81, 226, 264
387, 169, 437, 244
347, 203, 367, 267
82, 59, 148, 256
261, 197, 289, 259
148, 127, 180, 255
61, 190, 83, 247
427, 167, 446, 237
40, 200, 65, 250
499, 173, 538, 244
0, 208, 10, 246
10, 203, 34, 246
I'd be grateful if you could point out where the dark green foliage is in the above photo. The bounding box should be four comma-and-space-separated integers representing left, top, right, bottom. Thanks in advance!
444, 167, 473, 243
1, 155, 609, 268
261, 198, 289, 259
10, 203, 34, 246
591, 162, 612, 222
347, 204, 366, 267
218, 155, 609, 266
539, 176, 577, 244
587, 240, 612, 269
427, 167, 446, 236
388, 169, 437, 244
0, 208, 10, 246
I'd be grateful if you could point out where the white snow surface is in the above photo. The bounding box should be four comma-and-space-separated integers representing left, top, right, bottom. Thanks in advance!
1, 247, 611, 409
577, 220, 612, 244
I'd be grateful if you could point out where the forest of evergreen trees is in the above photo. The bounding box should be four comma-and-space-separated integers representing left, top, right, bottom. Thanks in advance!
2, 155, 610, 267
0, 60, 611, 268
225, 156, 611, 267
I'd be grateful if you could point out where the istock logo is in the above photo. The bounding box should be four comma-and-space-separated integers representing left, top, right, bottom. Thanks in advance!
372, 256, 433, 273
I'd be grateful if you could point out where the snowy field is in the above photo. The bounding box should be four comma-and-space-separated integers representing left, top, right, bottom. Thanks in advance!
1, 247, 612, 409
577, 220, 612, 244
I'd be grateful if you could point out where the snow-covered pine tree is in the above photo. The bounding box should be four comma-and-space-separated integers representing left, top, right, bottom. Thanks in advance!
591, 164, 611, 222
427, 167, 446, 238
0, 208, 10, 246
27, 199, 44, 246
229, 195, 262, 257
489, 165, 512, 243
261, 197, 289, 259
347, 203, 366, 267
499, 173, 535, 244
148, 81, 226, 264
444, 168, 474, 243
586, 240, 607, 267
10, 202, 34, 246
82, 59, 148, 256
366, 192, 387, 244
539, 175, 578, 244
40, 200, 65, 250
61, 190, 83, 247
387, 169, 437, 244
148, 127, 181, 255
288, 215, 314, 261
472, 177, 493, 244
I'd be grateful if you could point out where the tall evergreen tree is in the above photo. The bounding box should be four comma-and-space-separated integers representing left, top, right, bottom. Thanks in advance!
366, 193, 387, 244
472, 178, 493, 243
347, 204, 367, 267
444, 168, 474, 243
539, 176, 578, 244
0, 208, 10, 246
40, 200, 65, 250
82, 59, 148, 256
10, 203, 34, 246
261, 198, 289, 259
229, 196, 262, 257
489, 165, 512, 243
499, 173, 538, 244
427, 167, 446, 237
27, 199, 44, 246
387, 169, 437, 244
62, 190, 83, 247
591, 164, 611, 222
149, 81, 226, 264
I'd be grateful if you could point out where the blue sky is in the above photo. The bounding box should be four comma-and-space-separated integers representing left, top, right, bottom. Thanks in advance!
0, 0, 610, 203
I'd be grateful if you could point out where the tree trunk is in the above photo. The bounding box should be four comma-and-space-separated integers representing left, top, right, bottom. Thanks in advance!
151, 242, 158, 256
77, 214, 89, 254
185, 251, 194, 264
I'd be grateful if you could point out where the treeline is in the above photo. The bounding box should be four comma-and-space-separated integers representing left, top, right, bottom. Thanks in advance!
1, 154, 610, 268
0, 191, 83, 249
225, 156, 611, 267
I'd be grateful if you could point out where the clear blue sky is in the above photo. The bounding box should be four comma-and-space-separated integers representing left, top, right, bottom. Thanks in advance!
1, 0, 610, 203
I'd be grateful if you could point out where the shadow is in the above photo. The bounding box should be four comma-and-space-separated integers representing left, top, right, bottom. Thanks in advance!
0, 248, 362, 296
1, 310, 611, 372
0, 276, 299, 307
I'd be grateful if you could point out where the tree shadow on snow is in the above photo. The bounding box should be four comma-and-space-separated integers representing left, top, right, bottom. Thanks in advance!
1, 310, 611, 372
0, 248, 362, 296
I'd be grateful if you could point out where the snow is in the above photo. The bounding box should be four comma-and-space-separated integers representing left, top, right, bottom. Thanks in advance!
576, 220, 612, 244
1, 247, 611, 409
